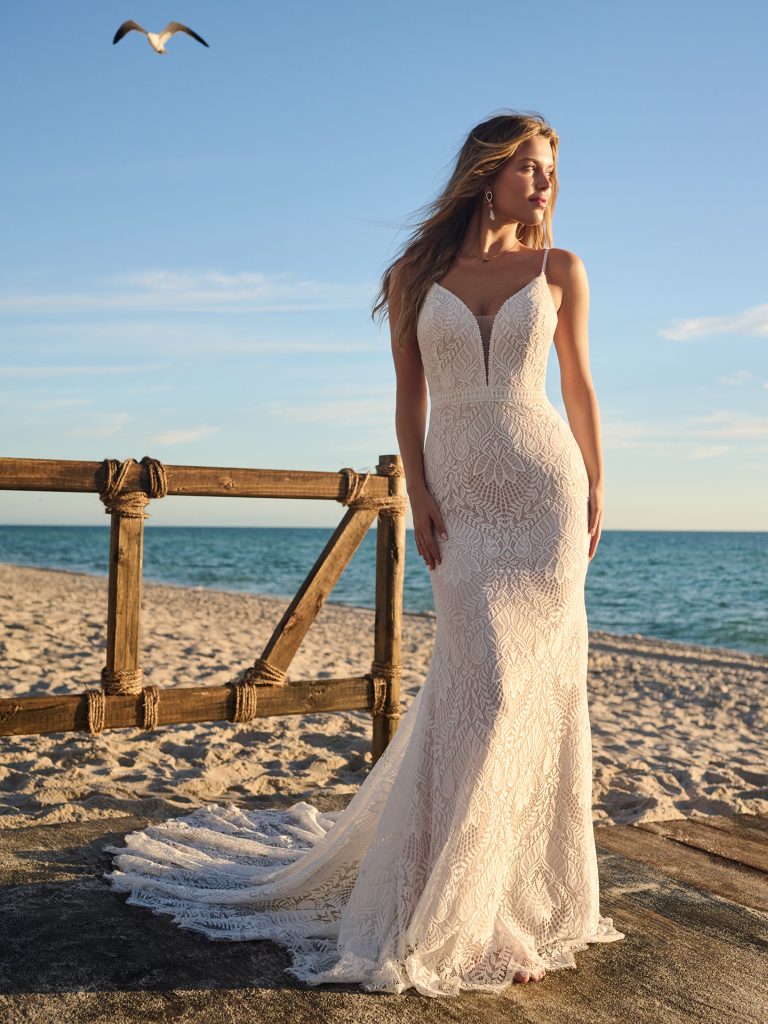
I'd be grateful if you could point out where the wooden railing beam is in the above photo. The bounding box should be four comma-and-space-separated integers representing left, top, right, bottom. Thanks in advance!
0, 457, 391, 501
0, 675, 377, 736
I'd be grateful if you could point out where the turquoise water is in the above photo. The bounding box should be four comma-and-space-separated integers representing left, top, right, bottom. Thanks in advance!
0, 525, 765, 655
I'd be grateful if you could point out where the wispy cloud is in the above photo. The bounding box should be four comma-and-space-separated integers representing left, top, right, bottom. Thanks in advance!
717, 369, 754, 386
687, 410, 768, 440
600, 415, 681, 450
0, 319, 379, 356
65, 413, 132, 436
602, 409, 768, 454
263, 397, 395, 424
0, 363, 166, 377
35, 397, 91, 409
690, 445, 733, 460
263, 384, 395, 425
0, 269, 378, 316
149, 426, 221, 445
660, 303, 768, 341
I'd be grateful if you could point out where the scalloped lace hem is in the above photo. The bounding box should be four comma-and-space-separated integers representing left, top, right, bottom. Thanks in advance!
105, 878, 624, 997
285, 916, 626, 996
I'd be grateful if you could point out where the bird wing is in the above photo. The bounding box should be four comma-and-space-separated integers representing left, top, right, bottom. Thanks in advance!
158, 21, 210, 47
112, 20, 147, 45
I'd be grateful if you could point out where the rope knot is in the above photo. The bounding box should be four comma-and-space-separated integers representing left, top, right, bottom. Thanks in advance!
369, 659, 402, 721
84, 682, 161, 733
226, 658, 288, 724
101, 665, 143, 695
337, 467, 371, 505
98, 455, 168, 518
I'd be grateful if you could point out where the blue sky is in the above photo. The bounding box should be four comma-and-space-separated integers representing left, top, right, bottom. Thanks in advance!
1, 0, 766, 531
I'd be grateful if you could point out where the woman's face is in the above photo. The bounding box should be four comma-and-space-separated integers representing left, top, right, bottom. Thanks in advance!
488, 137, 555, 226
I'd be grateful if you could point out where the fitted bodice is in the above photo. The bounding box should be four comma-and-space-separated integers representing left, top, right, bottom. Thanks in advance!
416, 251, 557, 409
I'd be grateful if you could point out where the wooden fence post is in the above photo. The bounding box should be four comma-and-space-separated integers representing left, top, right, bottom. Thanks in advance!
370, 453, 407, 764
95, 456, 168, 703
102, 506, 146, 695
98, 475, 153, 697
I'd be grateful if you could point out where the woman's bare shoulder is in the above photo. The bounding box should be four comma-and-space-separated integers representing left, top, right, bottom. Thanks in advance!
389, 255, 410, 285
546, 246, 588, 278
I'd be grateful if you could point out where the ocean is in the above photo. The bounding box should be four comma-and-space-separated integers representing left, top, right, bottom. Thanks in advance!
0, 525, 765, 656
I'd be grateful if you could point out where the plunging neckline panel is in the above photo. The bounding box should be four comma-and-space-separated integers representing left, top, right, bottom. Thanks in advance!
429, 272, 555, 386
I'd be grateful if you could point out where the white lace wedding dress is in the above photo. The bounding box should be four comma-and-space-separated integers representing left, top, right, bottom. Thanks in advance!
104, 246, 625, 997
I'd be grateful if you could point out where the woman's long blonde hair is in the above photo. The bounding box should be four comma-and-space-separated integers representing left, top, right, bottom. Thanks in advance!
371, 111, 559, 350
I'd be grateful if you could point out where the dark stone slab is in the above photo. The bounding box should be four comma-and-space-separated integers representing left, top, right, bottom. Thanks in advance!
1, 806, 766, 1023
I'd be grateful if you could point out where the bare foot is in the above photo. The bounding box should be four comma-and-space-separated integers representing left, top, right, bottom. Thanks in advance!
513, 966, 546, 983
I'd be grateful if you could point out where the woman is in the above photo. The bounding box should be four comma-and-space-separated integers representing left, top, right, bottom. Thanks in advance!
104, 111, 625, 997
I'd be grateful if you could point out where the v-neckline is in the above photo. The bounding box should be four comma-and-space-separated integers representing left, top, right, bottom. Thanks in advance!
432, 271, 548, 386
433, 271, 545, 323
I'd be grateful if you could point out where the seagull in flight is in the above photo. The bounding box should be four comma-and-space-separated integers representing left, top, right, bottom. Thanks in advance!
112, 20, 209, 54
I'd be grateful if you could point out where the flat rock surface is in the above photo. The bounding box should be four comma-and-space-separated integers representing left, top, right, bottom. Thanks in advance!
2, 809, 767, 1023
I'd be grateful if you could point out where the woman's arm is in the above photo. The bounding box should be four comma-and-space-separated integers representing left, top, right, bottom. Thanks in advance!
551, 250, 605, 560
388, 260, 447, 569
388, 261, 429, 497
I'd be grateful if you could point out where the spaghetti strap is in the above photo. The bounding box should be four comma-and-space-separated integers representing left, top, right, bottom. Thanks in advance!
541, 247, 549, 275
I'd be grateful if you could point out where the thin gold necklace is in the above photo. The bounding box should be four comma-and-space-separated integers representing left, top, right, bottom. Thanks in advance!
457, 238, 524, 264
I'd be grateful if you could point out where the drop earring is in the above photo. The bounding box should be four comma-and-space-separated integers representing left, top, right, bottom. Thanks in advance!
484, 186, 495, 222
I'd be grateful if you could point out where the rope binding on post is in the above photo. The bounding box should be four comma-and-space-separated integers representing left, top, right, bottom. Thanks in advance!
83, 683, 162, 734
369, 660, 402, 719
97, 455, 168, 518
337, 466, 407, 515
226, 657, 288, 724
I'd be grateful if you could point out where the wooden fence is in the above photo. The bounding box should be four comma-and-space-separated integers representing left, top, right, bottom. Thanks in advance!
0, 453, 407, 763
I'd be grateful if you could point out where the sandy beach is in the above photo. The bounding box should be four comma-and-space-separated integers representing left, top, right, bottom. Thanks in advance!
0, 561, 766, 833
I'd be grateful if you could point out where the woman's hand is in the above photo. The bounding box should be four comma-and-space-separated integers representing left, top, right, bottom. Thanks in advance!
409, 484, 448, 570
587, 478, 604, 561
